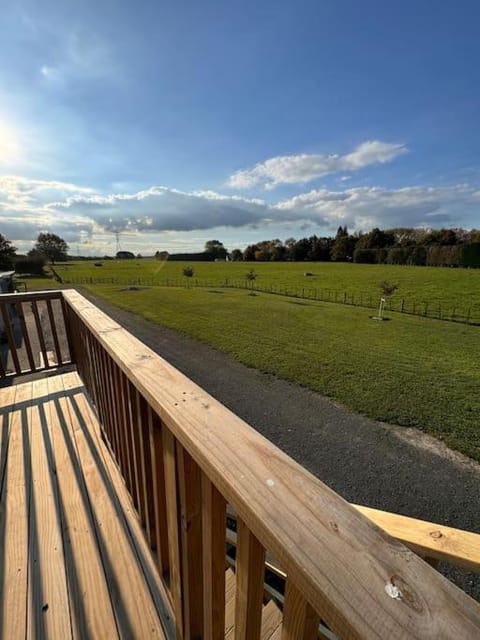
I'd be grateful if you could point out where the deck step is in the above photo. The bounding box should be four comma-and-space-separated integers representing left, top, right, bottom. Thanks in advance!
224, 568, 282, 639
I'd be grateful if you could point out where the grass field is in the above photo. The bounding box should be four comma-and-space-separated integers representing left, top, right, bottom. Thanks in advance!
54, 259, 480, 322
80, 283, 480, 462
24, 260, 480, 462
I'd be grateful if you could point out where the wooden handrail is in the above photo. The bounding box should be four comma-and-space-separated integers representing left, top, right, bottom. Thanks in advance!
62, 289, 480, 639
0, 290, 64, 303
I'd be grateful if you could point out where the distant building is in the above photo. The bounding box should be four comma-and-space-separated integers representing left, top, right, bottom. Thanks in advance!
116, 251, 135, 259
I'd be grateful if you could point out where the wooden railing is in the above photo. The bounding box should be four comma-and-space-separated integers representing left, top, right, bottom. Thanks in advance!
57, 289, 480, 639
0, 290, 70, 378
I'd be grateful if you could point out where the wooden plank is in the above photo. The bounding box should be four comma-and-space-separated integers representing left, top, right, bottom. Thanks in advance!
281, 581, 320, 640
235, 519, 265, 640
62, 371, 174, 638
46, 373, 118, 640
31, 301, 49, 371
112, 365, 131, 487
104, 352, 121, 461
0, 302, 21, 374
118, 371, 134, 498
162, 427, 184, 639
46, 299, 63, 366
62, 290, 480, 639
60, 371, 167, 639
260, 600, 283, 640
177, 443, 204, 639
0, 384, 16, 485
137, 391, 155, 542
224, 569, 283, 640
353, 504, 480, 573
202, 477, 226, 640
128, 384, 144, 518
15, 302, 35, 372
0, 381, 32, 640
224, 569, 236, 637
27, 377, 72, 639
148, 409, 170, 577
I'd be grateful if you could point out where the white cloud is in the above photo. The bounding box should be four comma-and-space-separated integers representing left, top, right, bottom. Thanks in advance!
275, 184, 476, 230
228, 140, 408, 189
0, 175, 94, 208
49, 186, 274, 232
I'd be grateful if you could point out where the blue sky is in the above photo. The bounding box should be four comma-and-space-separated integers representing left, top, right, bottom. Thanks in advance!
1, 0, 479, 255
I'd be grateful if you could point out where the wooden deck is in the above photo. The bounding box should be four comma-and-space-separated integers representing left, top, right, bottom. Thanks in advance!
1, 290, 480, 640
0, 371, 172, 639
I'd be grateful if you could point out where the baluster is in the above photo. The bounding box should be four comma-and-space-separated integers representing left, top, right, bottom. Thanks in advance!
235, 519, 265, 640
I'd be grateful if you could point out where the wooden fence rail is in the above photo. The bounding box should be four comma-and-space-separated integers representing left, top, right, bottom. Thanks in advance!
0, 290, 70, 379
61, 289, 480, 640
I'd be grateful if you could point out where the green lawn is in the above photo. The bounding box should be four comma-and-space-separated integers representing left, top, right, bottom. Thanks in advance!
82, 284, 480, 462
55, 259, 480, 322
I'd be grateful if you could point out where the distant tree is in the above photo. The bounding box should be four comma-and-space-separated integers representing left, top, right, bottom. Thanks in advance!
204, 240, 227, 259
34, 233, 69, 264
230, 249, 243, 261
0, 234, 17, 269
116, 250, 135, 259
331, 227, 357, 261
243, 244, 257, 261
155, 250, 169, 261
355, 227, 395, 250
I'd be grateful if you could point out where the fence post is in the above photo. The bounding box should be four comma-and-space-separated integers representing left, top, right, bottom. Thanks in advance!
400, 298, 404, 313
343, 291, 347, 304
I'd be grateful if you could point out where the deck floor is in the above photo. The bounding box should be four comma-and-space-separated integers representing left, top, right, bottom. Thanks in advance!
0, 371, 171, 639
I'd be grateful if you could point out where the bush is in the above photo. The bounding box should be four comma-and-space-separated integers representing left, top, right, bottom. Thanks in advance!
427, 245, 463, 267
387, 247, 410, 265
14, 257, 46, 275
182, 265, 194, 277
461, 243, 480, 267
407, 246, 427, 266
353, 249, 377, 264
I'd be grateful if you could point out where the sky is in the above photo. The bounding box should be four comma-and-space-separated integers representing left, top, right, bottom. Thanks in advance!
1, 0, 479, 256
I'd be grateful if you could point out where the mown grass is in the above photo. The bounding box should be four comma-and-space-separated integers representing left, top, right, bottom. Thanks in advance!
55, 259, 480, 321
82, 284, 480, 462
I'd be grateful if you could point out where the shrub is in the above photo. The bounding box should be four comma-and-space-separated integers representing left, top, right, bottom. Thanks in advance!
182, 265, 194, 277
14, 257, 46, 275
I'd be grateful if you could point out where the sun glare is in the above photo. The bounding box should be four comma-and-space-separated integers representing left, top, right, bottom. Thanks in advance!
0, 119, 21, 163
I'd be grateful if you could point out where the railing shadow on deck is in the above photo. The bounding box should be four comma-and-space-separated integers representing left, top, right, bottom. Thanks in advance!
0, 385, 174, 639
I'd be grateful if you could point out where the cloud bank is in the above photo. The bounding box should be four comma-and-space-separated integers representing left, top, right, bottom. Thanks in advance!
228, 140, 408, 189
1, 173, 478, 253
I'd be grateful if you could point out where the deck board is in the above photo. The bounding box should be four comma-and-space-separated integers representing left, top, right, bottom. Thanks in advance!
27, 377, 72, 639
0, 382, 31, 640
46, 373, 118, 640
0, 372, 168, 640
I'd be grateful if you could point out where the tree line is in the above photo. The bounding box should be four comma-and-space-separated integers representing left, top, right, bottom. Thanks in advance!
231, 227, 480, 267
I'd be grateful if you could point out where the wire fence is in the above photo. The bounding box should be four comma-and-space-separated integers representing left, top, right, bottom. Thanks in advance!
55, 274, 480, 326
